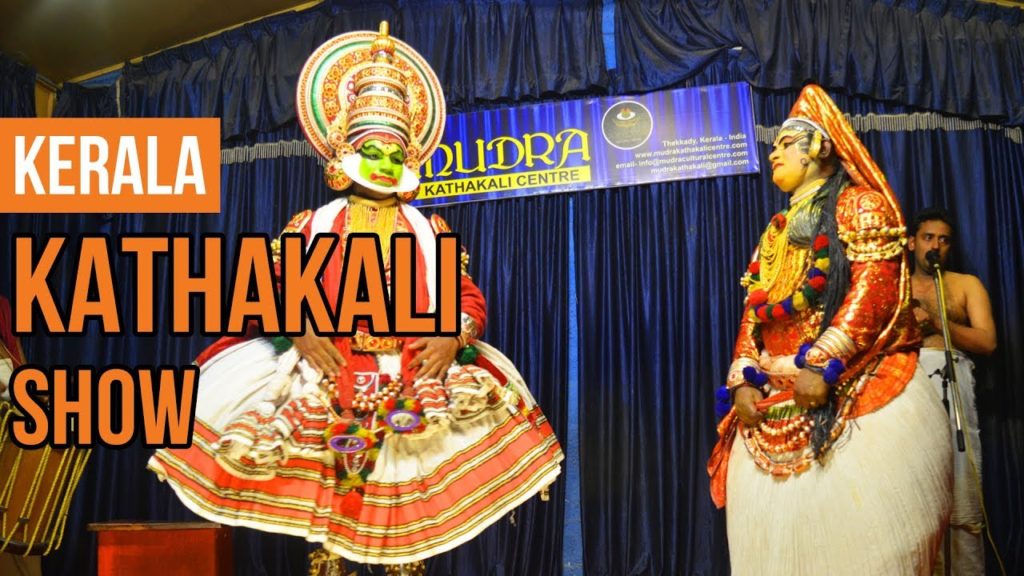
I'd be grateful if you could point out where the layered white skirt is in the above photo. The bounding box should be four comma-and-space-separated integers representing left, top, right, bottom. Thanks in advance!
726, 366, 952, 575
149, 338, 563, 565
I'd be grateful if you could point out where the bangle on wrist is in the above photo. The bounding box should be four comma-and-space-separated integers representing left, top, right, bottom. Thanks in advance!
794, 342, 846, 385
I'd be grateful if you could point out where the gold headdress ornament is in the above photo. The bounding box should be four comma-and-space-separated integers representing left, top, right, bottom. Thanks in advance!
296, 21, 446, 200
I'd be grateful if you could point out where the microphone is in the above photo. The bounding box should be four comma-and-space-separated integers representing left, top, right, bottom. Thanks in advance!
926, 249, 942, 270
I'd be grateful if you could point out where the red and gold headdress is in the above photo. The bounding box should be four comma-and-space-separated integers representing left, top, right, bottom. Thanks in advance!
783, 84, 904, 228
296, 22, 445, 200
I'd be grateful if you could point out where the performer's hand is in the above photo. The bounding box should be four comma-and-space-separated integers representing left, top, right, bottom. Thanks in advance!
292, 333, 347, 377
733, 386, 765, 427
793, 369, 828, 409
409, 337, 460, 381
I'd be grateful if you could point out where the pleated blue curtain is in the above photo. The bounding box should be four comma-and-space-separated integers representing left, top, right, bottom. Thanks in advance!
0, 50, 35, 117
53, 83, 118, 118
613, 0, 1024, 124
5, 1, 1024, 574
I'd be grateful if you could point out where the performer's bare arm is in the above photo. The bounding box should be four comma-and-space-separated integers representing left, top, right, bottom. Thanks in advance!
954, 272, 995, 354
946, 275, 997, 355
917, 273, 996, 356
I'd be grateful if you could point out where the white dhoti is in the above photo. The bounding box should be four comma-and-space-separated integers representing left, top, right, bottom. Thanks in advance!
919, 348, 985, 576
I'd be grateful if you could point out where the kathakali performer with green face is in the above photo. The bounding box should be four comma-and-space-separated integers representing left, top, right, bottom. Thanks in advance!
149, 22, 563, 575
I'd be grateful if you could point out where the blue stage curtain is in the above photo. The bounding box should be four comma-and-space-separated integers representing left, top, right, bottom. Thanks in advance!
613, 0, 1024, 125
573, 176, 771, 576
423, 195, 570, 576
120, 0, 607, 140
0, 50, 36, 117
53, 83, 118, 118
8, 2, 1024, 575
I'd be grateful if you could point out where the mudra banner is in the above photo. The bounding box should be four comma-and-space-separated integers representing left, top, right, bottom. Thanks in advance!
414, 82, 759, 206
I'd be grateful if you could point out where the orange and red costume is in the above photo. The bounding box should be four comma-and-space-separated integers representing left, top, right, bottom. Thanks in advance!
709, 86, 950, 576
149, 24, 562, 567
710, 85, 923, 501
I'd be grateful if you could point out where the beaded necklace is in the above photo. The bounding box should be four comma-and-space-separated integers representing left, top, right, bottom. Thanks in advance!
743, 183, 830, 322
751, 184, 820, 293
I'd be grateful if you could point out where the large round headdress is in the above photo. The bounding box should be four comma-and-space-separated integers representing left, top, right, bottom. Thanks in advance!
296, 22, 445, 198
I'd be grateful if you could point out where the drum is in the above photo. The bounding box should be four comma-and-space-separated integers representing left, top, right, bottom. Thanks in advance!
0, 401, 90, 555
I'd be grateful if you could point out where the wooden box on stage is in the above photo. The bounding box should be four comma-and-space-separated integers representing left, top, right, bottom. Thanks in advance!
87, 522, 232, 576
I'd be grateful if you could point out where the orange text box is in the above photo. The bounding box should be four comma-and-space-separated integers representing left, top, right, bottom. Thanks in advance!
0, 118, 220, 213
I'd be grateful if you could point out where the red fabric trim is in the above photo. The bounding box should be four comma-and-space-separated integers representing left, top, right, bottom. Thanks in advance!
156, 414, 560, 545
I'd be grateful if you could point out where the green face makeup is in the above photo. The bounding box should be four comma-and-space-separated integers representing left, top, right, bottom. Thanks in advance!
358, 140, 406, 188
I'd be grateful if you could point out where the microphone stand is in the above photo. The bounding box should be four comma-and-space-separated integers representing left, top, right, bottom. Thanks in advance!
929, 253, 966, 452
928, 251, 965, 576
